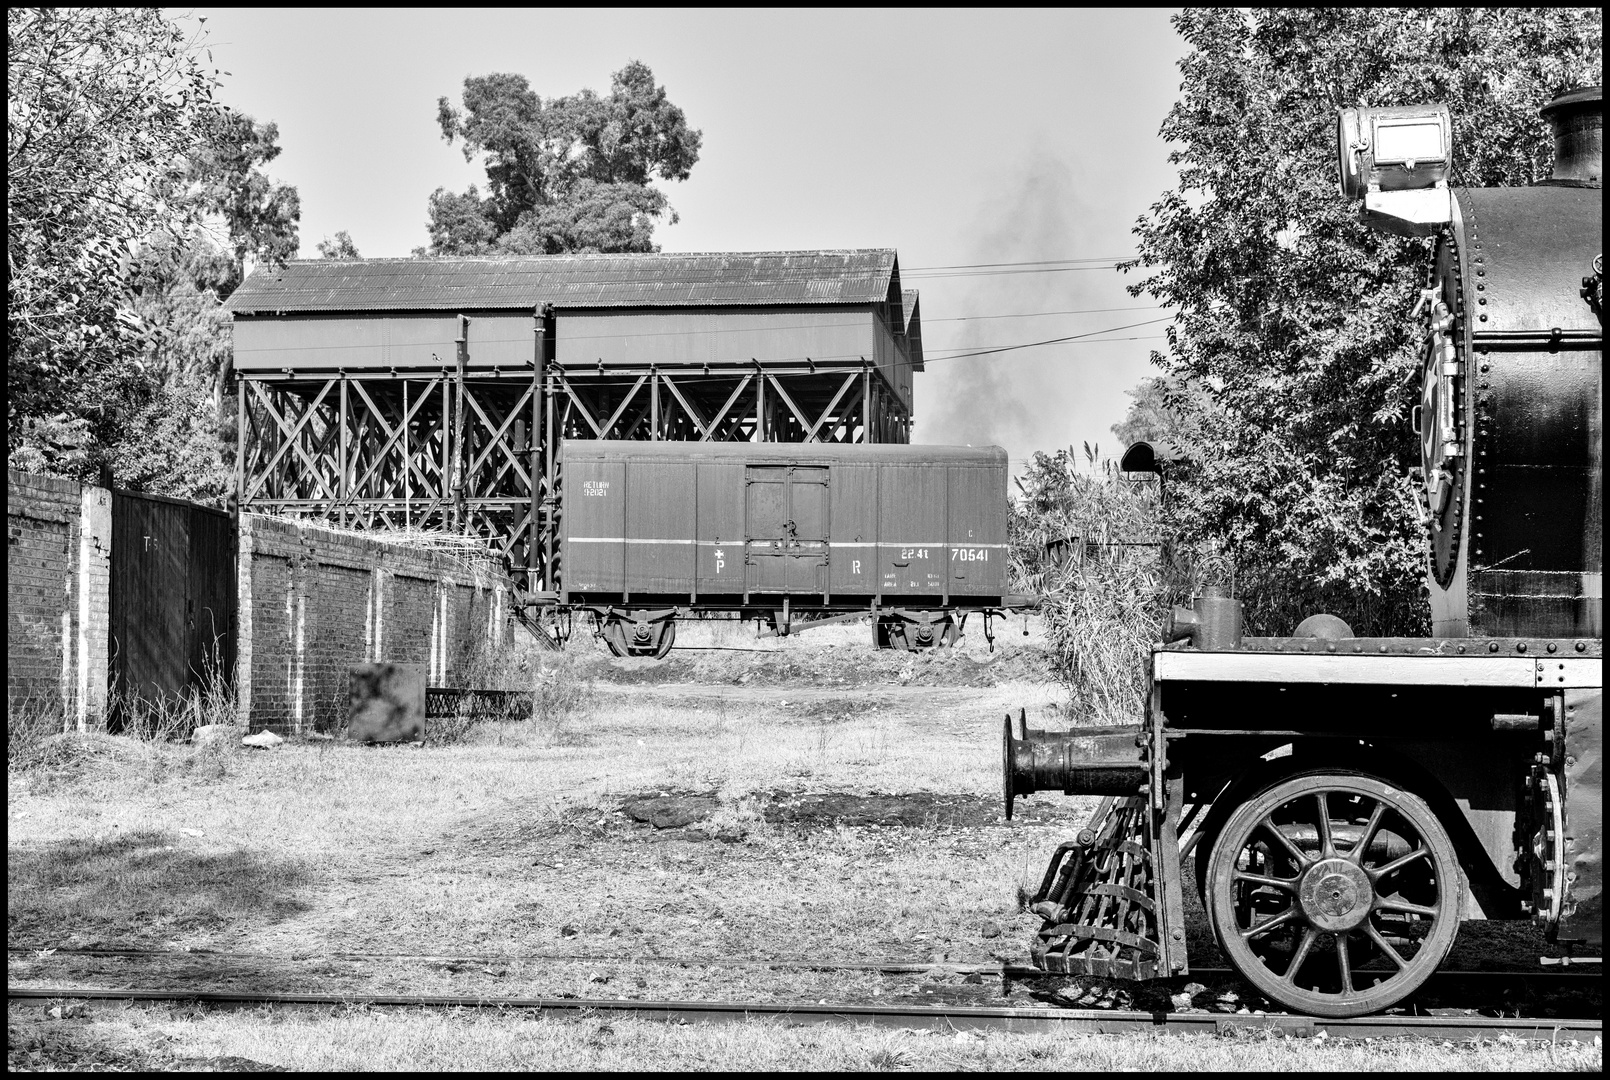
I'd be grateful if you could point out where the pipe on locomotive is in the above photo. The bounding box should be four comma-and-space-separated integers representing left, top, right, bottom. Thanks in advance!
999, 582, 1359, 817
1002, 585, 1247, 818
1001, 709, 1146, 819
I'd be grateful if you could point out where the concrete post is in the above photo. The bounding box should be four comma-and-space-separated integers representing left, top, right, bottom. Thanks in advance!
75, 484, 111, 732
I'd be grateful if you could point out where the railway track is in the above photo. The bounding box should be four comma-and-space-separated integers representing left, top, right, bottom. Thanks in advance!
7, 985, 1598, 1042
7, 943, 1602, 983
11, 945, 1598, 1042
11, 943, 1601, 981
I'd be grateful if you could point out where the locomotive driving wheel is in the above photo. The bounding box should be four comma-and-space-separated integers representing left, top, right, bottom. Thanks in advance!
1205, 772, 1462, 1018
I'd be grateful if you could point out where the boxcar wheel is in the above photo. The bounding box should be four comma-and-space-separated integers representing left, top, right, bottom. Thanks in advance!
1204, 772, 1462, 1018
600, 617, 630, 658
874, 616, 910, 651
652, 619, 676, 659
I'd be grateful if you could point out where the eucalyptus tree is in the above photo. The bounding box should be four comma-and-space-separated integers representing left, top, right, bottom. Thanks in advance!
425, 60, 702, 255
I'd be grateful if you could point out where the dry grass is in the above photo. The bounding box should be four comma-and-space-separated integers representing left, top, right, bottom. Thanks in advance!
7, 695, 68, 772
8, 1000, 1600, 1072
7, 615, 1598, 1071
10, 647, 243, 794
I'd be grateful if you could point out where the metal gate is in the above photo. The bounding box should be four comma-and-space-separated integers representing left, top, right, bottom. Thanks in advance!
108, 490, 236, 726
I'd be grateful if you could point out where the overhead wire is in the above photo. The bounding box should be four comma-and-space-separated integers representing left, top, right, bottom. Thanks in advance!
901, 256, 1133, 271
922, 304, 1164, 324
924, 317, 1175, 362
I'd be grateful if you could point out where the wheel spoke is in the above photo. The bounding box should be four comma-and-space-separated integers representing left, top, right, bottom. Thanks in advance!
1375, 897, 1439, 918
1314, 793, 1336, 858
1349, 801, 1388, 867
1233, 869, 1300, 893
1369, 846, 1431, 881
1365, 921, 1409, 970
1337, 931, 1354, 994
1209, 776, 1461, 1016
1282, 927, 1320, 984
1241, 905, 1301, 940
1259, 815, 1313, 870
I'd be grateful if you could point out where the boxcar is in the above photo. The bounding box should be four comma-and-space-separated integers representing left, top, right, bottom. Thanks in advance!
552, 440, 1029, 655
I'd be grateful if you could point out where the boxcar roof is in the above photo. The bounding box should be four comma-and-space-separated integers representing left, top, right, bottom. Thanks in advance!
560, 440, 1005, 467
225, 250, 901, 313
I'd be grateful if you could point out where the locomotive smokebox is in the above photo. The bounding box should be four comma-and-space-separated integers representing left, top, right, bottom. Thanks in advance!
1002, 709, 1146, 819
1540, 85, 1602, 186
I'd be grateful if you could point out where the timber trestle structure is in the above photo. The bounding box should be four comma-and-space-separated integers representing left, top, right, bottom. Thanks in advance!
237, 357, 911, 595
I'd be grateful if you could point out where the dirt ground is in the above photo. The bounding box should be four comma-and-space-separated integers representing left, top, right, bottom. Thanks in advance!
7, 615, 1601, 1071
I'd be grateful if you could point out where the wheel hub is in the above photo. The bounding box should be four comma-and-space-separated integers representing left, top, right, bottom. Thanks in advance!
1298, 857, 1373, 931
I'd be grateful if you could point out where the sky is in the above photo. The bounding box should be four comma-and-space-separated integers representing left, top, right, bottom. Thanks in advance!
183, 8, 1188, 474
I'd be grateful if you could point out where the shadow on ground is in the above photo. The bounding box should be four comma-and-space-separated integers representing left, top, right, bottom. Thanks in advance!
8, 828, 312, 948
8, 1005, 287, 1072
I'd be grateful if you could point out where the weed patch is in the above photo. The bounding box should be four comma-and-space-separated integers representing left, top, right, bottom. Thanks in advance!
7, 697, 66, 772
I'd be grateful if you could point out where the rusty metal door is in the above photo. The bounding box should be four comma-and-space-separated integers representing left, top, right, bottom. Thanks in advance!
109, 491, 236, 725
745, 465, 828, 594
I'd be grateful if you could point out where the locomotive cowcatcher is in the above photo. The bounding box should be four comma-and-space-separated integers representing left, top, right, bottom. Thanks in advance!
1004, 88, 1602, 1017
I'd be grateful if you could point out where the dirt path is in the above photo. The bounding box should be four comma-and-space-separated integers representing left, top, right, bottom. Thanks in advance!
592, 682, 993, 706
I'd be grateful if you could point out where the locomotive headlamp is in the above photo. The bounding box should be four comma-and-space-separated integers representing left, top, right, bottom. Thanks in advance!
1338, 103, 1454, 237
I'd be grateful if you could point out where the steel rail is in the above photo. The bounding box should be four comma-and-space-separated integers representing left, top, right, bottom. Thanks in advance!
6, 986, 1598, 1042
9, 945, 1600, 985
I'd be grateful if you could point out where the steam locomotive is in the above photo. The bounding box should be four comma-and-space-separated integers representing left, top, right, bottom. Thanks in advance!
1003, 87, 1602, 1017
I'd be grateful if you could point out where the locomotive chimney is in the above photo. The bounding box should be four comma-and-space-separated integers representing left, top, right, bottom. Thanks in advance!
1540, 85, 1602, 186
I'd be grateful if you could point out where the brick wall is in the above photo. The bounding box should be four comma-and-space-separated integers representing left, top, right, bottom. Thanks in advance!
6, 470, 110, 730
237, 515, 509, 735
8, 468, 511, 735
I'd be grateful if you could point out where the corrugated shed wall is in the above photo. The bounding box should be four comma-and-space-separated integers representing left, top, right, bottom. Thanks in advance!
555, 308, 877, 367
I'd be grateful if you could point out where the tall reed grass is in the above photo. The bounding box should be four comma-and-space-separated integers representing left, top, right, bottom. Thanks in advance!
1009, 444, 1198, 725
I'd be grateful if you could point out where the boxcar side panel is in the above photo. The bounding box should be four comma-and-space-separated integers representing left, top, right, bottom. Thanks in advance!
829, 463, 879, 597
626, 460, 695, 593
563, 459, 626, 595
696, 461, 745, 597
877, 464, 948, 596
947, 464, 1006, 597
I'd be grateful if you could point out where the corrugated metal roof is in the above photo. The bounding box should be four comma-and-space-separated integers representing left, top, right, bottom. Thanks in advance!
225, 250, 900, 313
902, 289, 924, 371
900, 289, 919, 331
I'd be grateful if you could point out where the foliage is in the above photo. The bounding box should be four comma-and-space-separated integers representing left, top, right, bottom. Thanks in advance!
8, 8, 221, 475
422, 60, 702, 255
8, 9, 300, 502
178, 111, 302, 300
1123, 8, 1602, 635
1010, 445, 1186, 724
1108, 375, 1200, 449
316, 230, 361, 259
